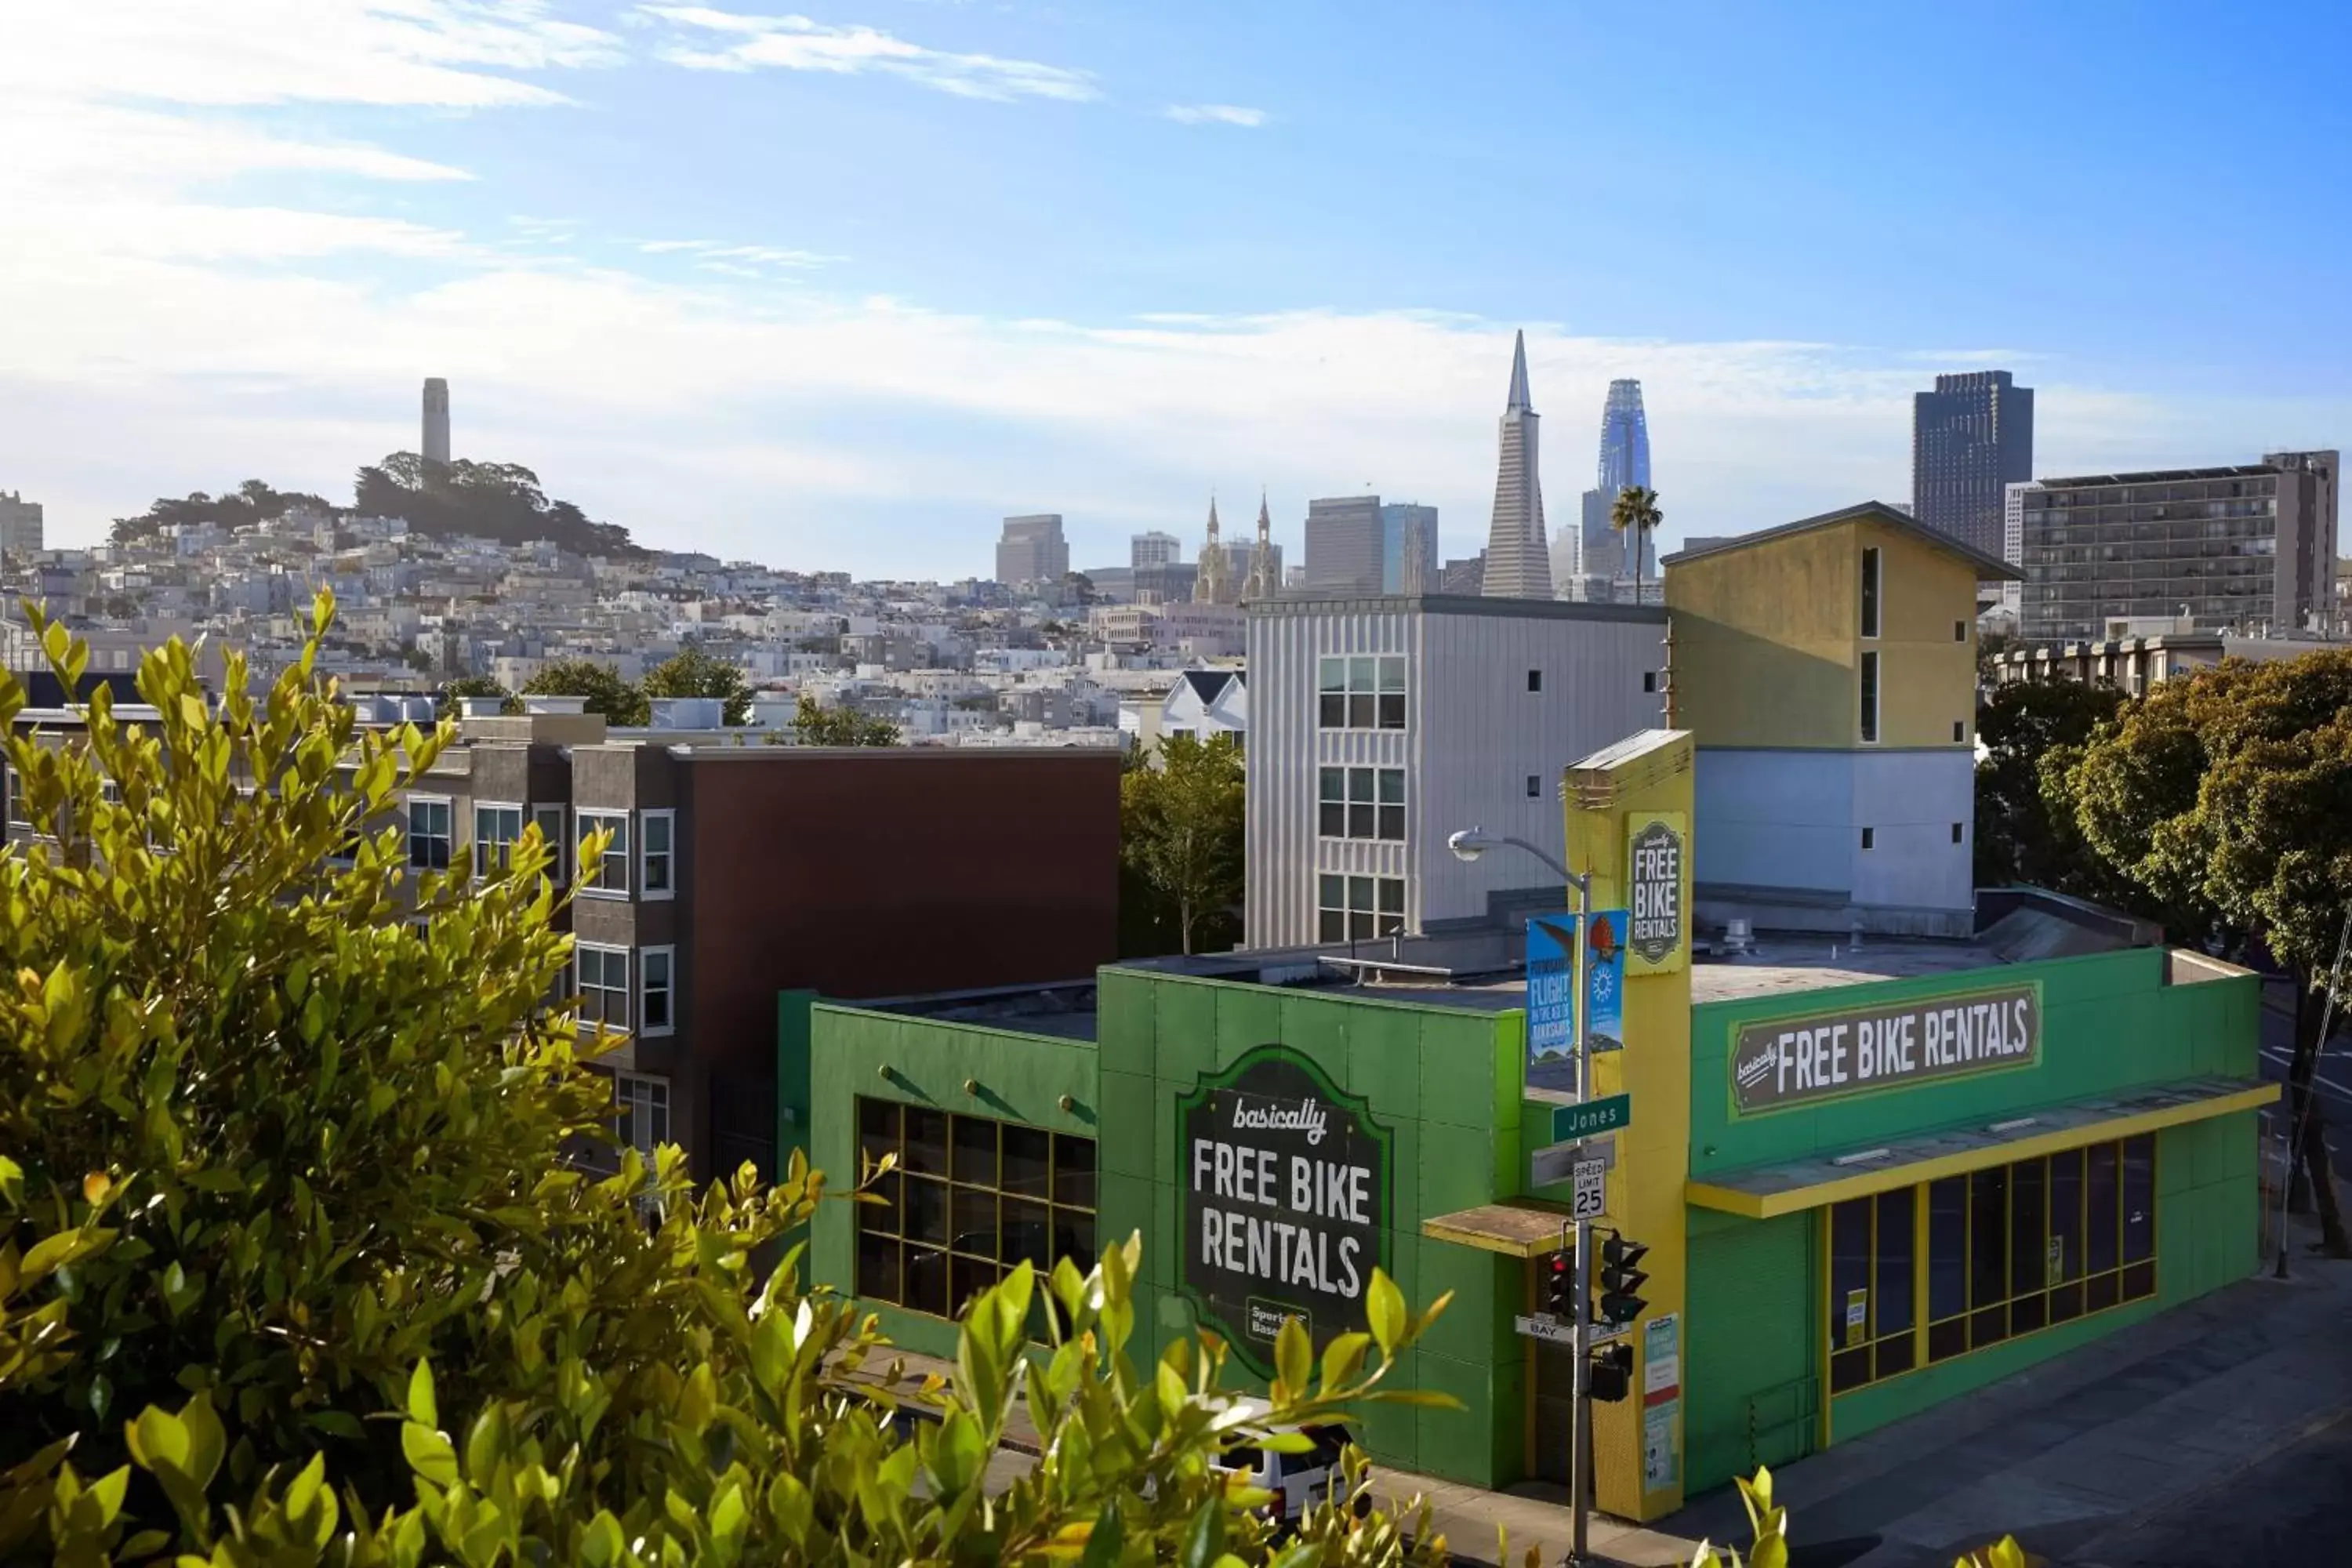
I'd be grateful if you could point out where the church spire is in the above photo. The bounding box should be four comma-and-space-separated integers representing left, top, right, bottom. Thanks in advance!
1193, 492, 1233, 604
1243, 488, 1279, 601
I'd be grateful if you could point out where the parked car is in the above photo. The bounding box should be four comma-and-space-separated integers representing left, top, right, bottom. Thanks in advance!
1212, 1403, 1367, 1535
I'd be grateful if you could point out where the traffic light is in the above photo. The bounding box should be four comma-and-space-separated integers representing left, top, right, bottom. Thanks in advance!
1544, 1250, 1573, 1316
1595, 1234, 1649, 1327
1588, 1341, 1634, 1403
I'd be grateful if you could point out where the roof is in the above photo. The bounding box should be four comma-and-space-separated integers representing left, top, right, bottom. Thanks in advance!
1247, 593, 1665, 625
1175, 667, 1242, 704
1658, 501, 2024, 582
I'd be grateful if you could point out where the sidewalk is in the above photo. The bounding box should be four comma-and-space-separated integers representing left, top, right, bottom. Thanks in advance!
1659, 1213, 2352, 1568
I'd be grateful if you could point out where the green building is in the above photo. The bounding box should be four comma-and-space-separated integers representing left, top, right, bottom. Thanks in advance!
801, 891, 2270, 1515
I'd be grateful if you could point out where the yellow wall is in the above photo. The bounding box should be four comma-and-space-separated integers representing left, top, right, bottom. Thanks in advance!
1665, 512, 1980, 750
1563, 731, 1693, 1522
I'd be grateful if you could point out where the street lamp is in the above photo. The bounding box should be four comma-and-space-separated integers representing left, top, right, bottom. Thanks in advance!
1447, 821, 1604, 1566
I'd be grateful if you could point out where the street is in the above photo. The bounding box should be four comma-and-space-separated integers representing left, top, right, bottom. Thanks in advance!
2063, 1407, 2352, 1566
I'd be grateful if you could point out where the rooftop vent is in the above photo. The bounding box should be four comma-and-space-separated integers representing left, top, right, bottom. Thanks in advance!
648, 696, 725, 730
521, 695, 588, 717
1721, 917, 1755, 956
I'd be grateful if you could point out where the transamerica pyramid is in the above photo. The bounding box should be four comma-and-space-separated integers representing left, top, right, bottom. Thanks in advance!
1481, 330, 1555, 599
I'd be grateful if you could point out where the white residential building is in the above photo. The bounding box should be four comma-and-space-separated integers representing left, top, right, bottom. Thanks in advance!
1244, 593, 1668, 946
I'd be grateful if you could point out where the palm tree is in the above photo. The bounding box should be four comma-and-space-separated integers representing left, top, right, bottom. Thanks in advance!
1610, 485, 1664, 604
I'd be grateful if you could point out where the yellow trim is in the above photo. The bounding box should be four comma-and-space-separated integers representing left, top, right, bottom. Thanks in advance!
1686, 1083, 2276, 1219
1418, 1210, 1573, 1259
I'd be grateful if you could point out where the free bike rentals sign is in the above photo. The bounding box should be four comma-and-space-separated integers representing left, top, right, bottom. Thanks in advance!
1180, 1046, 1392, 1374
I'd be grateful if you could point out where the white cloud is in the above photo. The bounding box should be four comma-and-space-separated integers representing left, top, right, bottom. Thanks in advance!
1165, 103, 1265, 128
0, 1, 622, 109
637, 238, 841, 267
637, 6, 1098, 101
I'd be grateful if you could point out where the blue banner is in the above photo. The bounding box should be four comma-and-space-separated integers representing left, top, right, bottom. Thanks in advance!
1526, 913, 1580, 1097
1584, 908, 1628, 1053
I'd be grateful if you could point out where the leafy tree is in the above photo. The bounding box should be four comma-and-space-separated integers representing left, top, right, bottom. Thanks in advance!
1610, 485, 1663, 604
788, 693, 901, 746
521, 658, 650, 727
110, 477, 334, 546
644, 647, 752, 726
353, 452, 637, 556
0, 599, 1461, 1564
441, 673, 517, 715
1973, 679, 2127, 893
1064, 571, 1100, 607
2048, 651, 2352, 1255
1122, 732, 1245, 955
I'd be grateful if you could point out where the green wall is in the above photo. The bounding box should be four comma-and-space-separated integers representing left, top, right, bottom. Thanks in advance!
808, 969, 1543, 1490
1093, 968, 1527, 1488
1687, 948, 2259, 1178
808, 1005, 1102, 1357
1679, 949, 2264, 1490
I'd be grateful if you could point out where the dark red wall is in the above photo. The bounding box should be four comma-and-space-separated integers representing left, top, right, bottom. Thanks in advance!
679, 750, 1121, 1093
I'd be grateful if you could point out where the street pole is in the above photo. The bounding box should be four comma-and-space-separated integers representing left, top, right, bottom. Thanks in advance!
1563, 866, 1594, 1568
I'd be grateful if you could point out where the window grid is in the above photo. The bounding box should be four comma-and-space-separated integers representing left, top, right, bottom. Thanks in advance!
408, 797, 452, 869
1828, 1135, 2156, 1396
1317, 766, 1404, 841
474, 802, 524, 876
615, 1072, 670, 1161
1860, 651, 1881, 744
854, 1097, 1097, 1326
576, 809, 630, 896
1860, 546, 1882, 638
577, 943, 629, 1029
640, 946, 674, 1036
5, 767, 27, 829
1316, 873, 1405, 943
641, 809, 676, 898
1316, 655, 1407, 731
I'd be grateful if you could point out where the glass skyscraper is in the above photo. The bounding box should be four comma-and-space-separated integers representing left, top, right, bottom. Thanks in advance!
1597, 378, 1651, 496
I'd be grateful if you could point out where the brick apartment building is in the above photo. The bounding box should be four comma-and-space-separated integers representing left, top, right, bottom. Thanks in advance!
5, 693, 1123, 1179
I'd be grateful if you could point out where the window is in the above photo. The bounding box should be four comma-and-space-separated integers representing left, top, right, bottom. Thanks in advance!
1526, 775, 1541, 799
1317, 767, 1403, 841
4, 766, 27, 829
1860, 651, 1880, 744
855, 1098, 1096, 1323
1954, 720, 1967, 744
1849, 1135, 2157, 1384
407, 797, 452, 869
532, 804, 567, 883
615, 1072, 670, 1162
474, 802, 523, 876
1643, 670, 1658, 694
1955, 620, 1969, 642
1316, 873, 1405, 942
1860, 546, 1882, 638
641, 809, 675, 898
1527, 669, 1543, 693
576, 809, 629, 895
1860, 827, 1875, 851
1316, 655, 1406, 731
1951, 822, 1965, 844
577, 943, 629, 1029
638, 946, 674, 1035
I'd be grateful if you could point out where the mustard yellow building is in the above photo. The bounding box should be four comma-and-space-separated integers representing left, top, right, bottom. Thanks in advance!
1662, 502, 2020, 938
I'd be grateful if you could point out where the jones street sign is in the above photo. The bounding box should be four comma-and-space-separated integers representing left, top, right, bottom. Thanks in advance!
1551, 1093, 1632, 1143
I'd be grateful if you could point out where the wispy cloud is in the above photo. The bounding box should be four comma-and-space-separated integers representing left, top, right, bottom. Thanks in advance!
638, 238, 842, 269
1165, 103, 1265, 128
637, 7, 1098, 102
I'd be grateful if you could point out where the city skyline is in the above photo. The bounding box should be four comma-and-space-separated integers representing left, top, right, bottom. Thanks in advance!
2, 2, 2347, 576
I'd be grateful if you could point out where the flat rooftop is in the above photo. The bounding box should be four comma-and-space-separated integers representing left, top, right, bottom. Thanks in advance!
854, 893, 2154, 1040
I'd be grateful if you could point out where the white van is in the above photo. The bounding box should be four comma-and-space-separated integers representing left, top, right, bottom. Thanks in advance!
1214, 1404, 1364, 1535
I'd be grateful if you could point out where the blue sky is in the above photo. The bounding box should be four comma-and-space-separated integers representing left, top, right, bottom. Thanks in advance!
2, 1, 2345, 575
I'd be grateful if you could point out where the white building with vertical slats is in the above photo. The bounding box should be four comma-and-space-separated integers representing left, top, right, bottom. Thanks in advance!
1244, 593, 1668, 947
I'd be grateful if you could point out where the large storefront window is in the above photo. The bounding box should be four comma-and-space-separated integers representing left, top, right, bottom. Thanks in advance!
854, 1098, 1096, 1321
1829, 1134, 2156, 1394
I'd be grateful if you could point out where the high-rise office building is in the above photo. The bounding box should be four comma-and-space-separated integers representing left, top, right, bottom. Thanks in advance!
2015, 451, 2338, 639
1305, 495, 1385, 596
0, 492, 43, 560
1913, 371, 2034, 559
1481, 332, 1553, 599
422, 378, 451, 467
1380, 504, 1438, 593
995, 514, 1069, 587
1597, 378, 1650, 497
1131, 531, 1182, 569
1563, 379, 1654, 598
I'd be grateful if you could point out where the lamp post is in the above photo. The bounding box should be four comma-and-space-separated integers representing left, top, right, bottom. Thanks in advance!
1448, 824, 1601, 1565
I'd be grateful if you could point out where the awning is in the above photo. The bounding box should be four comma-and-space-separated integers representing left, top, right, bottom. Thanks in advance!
1421, 1202, 1577, 1258
1686, 1076, 2278, 1221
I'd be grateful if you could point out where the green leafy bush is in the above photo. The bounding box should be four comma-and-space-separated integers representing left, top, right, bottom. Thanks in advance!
0, 597, 1454, 1565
